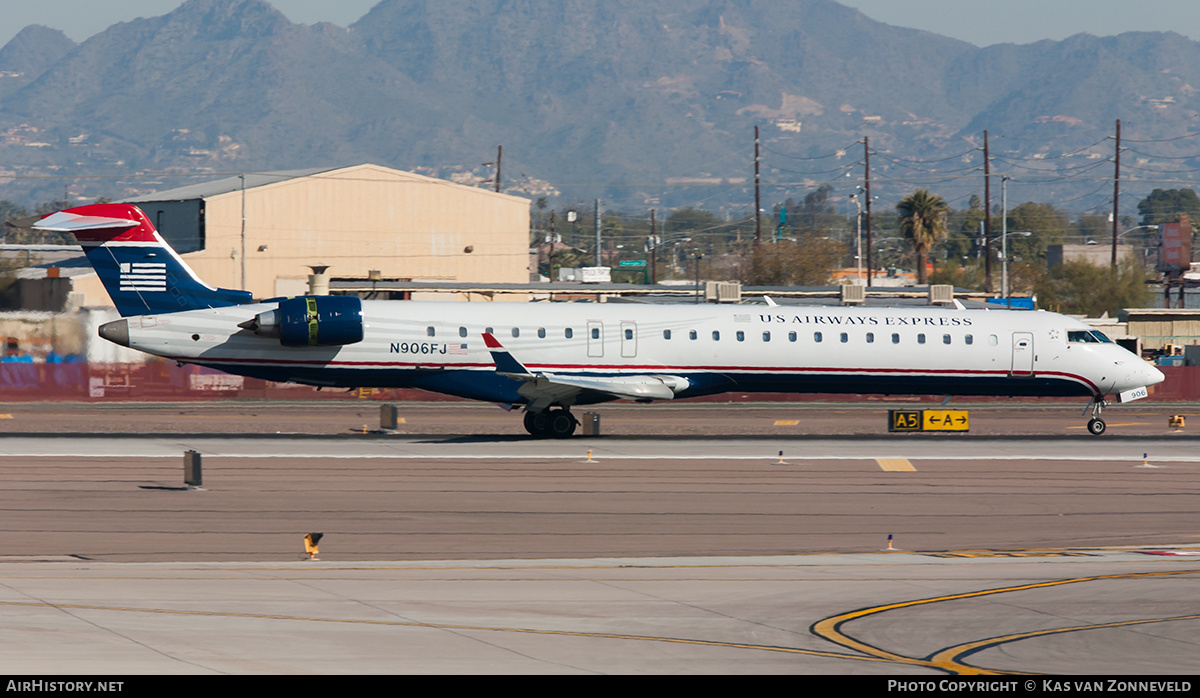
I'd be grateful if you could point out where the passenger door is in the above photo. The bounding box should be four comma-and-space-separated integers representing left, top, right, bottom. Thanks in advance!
1011, 332, 1034, 377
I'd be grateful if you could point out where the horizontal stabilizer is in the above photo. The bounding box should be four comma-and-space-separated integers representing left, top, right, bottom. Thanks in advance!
33, 212, 140, 234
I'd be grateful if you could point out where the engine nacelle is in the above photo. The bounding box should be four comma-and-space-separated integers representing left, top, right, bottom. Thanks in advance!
240, 296, 364, 347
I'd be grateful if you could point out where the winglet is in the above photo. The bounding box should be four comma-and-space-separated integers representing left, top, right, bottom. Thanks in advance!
482, 332, 533, 376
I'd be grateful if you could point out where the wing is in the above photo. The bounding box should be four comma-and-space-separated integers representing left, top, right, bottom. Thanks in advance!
481, 332, 688, 409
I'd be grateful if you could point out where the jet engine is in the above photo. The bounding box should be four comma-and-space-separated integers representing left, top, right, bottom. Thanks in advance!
239, 296, 364, 347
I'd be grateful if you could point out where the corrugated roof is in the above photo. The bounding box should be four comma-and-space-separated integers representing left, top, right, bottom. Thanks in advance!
122, 167, 336, 202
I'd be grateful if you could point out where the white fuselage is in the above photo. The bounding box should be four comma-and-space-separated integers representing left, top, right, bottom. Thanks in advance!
110, 301, 1163, 405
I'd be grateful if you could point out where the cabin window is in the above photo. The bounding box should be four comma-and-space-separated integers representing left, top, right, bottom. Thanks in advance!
788, 331, 797, 342
891, 333, 900, 344
565, 328, 573, 339
736, 331, 744, 342
917, 333, 926, 344
814, 332, 823, 343
591, 327, 600, 339
965, 334, 973, 345
663, 329, 671, 340
840, 332, 848, 343
689, 330, 697, 340
762, 331, 771, 342
427, 326, 436, 337
712, 331, 720, 341
624, 328, 633, 340
458, 327, 467, 338
512, 328, 520, 338
485, 327, 493, 335
989, 334, 998, 346
866, 332, 875, 344
943, 334, 951, 345
537, 328, 546, 339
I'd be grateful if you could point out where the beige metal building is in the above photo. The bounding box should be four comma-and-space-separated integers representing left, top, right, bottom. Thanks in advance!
1119, 309, 1200, 352
71, 164, 531, 305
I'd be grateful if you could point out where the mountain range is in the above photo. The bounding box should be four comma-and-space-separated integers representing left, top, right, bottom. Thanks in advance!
0, 0, 1198, 213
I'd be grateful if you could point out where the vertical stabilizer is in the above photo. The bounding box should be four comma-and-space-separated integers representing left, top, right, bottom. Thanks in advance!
34, 203, 252, 316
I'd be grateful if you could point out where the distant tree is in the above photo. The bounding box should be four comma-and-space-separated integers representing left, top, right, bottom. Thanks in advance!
0, 200, 28, 223
929, 262, 984, 291
1137, 188, 1200, 228
941, 205, 984, 263
34, 198, 70, 216
1034, 259, 1151, 316
799, 184, 835, 228
896, 188, 949, 285
745, 232, 840, 286
1073, 213, 1110, 244
1004, 202, 1069, 264
665, 207, 724, 239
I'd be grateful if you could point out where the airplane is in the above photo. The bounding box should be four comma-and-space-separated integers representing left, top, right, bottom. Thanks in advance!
35, 203, 1164, 437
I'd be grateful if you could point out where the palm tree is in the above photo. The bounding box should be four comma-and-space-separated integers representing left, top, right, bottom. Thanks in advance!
896, 188, 949, 285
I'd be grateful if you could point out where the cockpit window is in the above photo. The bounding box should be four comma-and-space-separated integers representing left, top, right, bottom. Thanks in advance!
1067, 330, 1113, 344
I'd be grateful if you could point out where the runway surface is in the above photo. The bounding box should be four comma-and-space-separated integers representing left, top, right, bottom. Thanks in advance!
0, 400, 1194, 437
3, 552, 1199, 674
1, 403, 1198, 673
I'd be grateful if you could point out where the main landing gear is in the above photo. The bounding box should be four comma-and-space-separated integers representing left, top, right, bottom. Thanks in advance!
523, 408, 578, 438
1085, 396, 1107, 436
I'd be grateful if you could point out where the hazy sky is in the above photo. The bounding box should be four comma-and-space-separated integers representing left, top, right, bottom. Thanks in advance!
2, 0, 1199, 48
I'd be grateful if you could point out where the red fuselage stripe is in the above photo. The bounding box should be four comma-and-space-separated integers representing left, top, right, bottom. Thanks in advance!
166, 355, 1101, 393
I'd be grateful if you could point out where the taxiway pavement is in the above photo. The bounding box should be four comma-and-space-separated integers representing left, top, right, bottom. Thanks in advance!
1, 403, 1198, 674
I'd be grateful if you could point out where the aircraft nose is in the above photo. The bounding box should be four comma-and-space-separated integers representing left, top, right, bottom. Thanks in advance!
1146, 363, 1165, 387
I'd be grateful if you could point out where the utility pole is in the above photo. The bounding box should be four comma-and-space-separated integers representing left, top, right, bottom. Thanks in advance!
594, 199, 602, 268
851, 191, 863, 282
649, 209, 657, 285
754, 125, 761, 245
239, 173, 246, 291
547, 210, 556, 282
495, 145, 502, 193
1001, 175, 1009, 302
864, 136, 873, 287
984, 130, 992, 292
1112, 119, 1121, 269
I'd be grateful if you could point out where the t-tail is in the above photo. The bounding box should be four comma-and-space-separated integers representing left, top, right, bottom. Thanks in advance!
34, 203, 253, 316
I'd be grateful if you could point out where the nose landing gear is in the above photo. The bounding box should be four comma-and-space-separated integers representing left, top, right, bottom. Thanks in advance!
522, 408, 578, 438
1085, 396, 1107, 436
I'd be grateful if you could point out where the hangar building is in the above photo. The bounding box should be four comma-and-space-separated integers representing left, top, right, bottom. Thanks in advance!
69, 163, 531, 306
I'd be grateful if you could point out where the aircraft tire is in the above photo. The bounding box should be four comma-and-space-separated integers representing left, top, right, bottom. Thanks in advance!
523, 410, 550, 437
1087, 418, 1106, 436
547, 410, 577, 438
